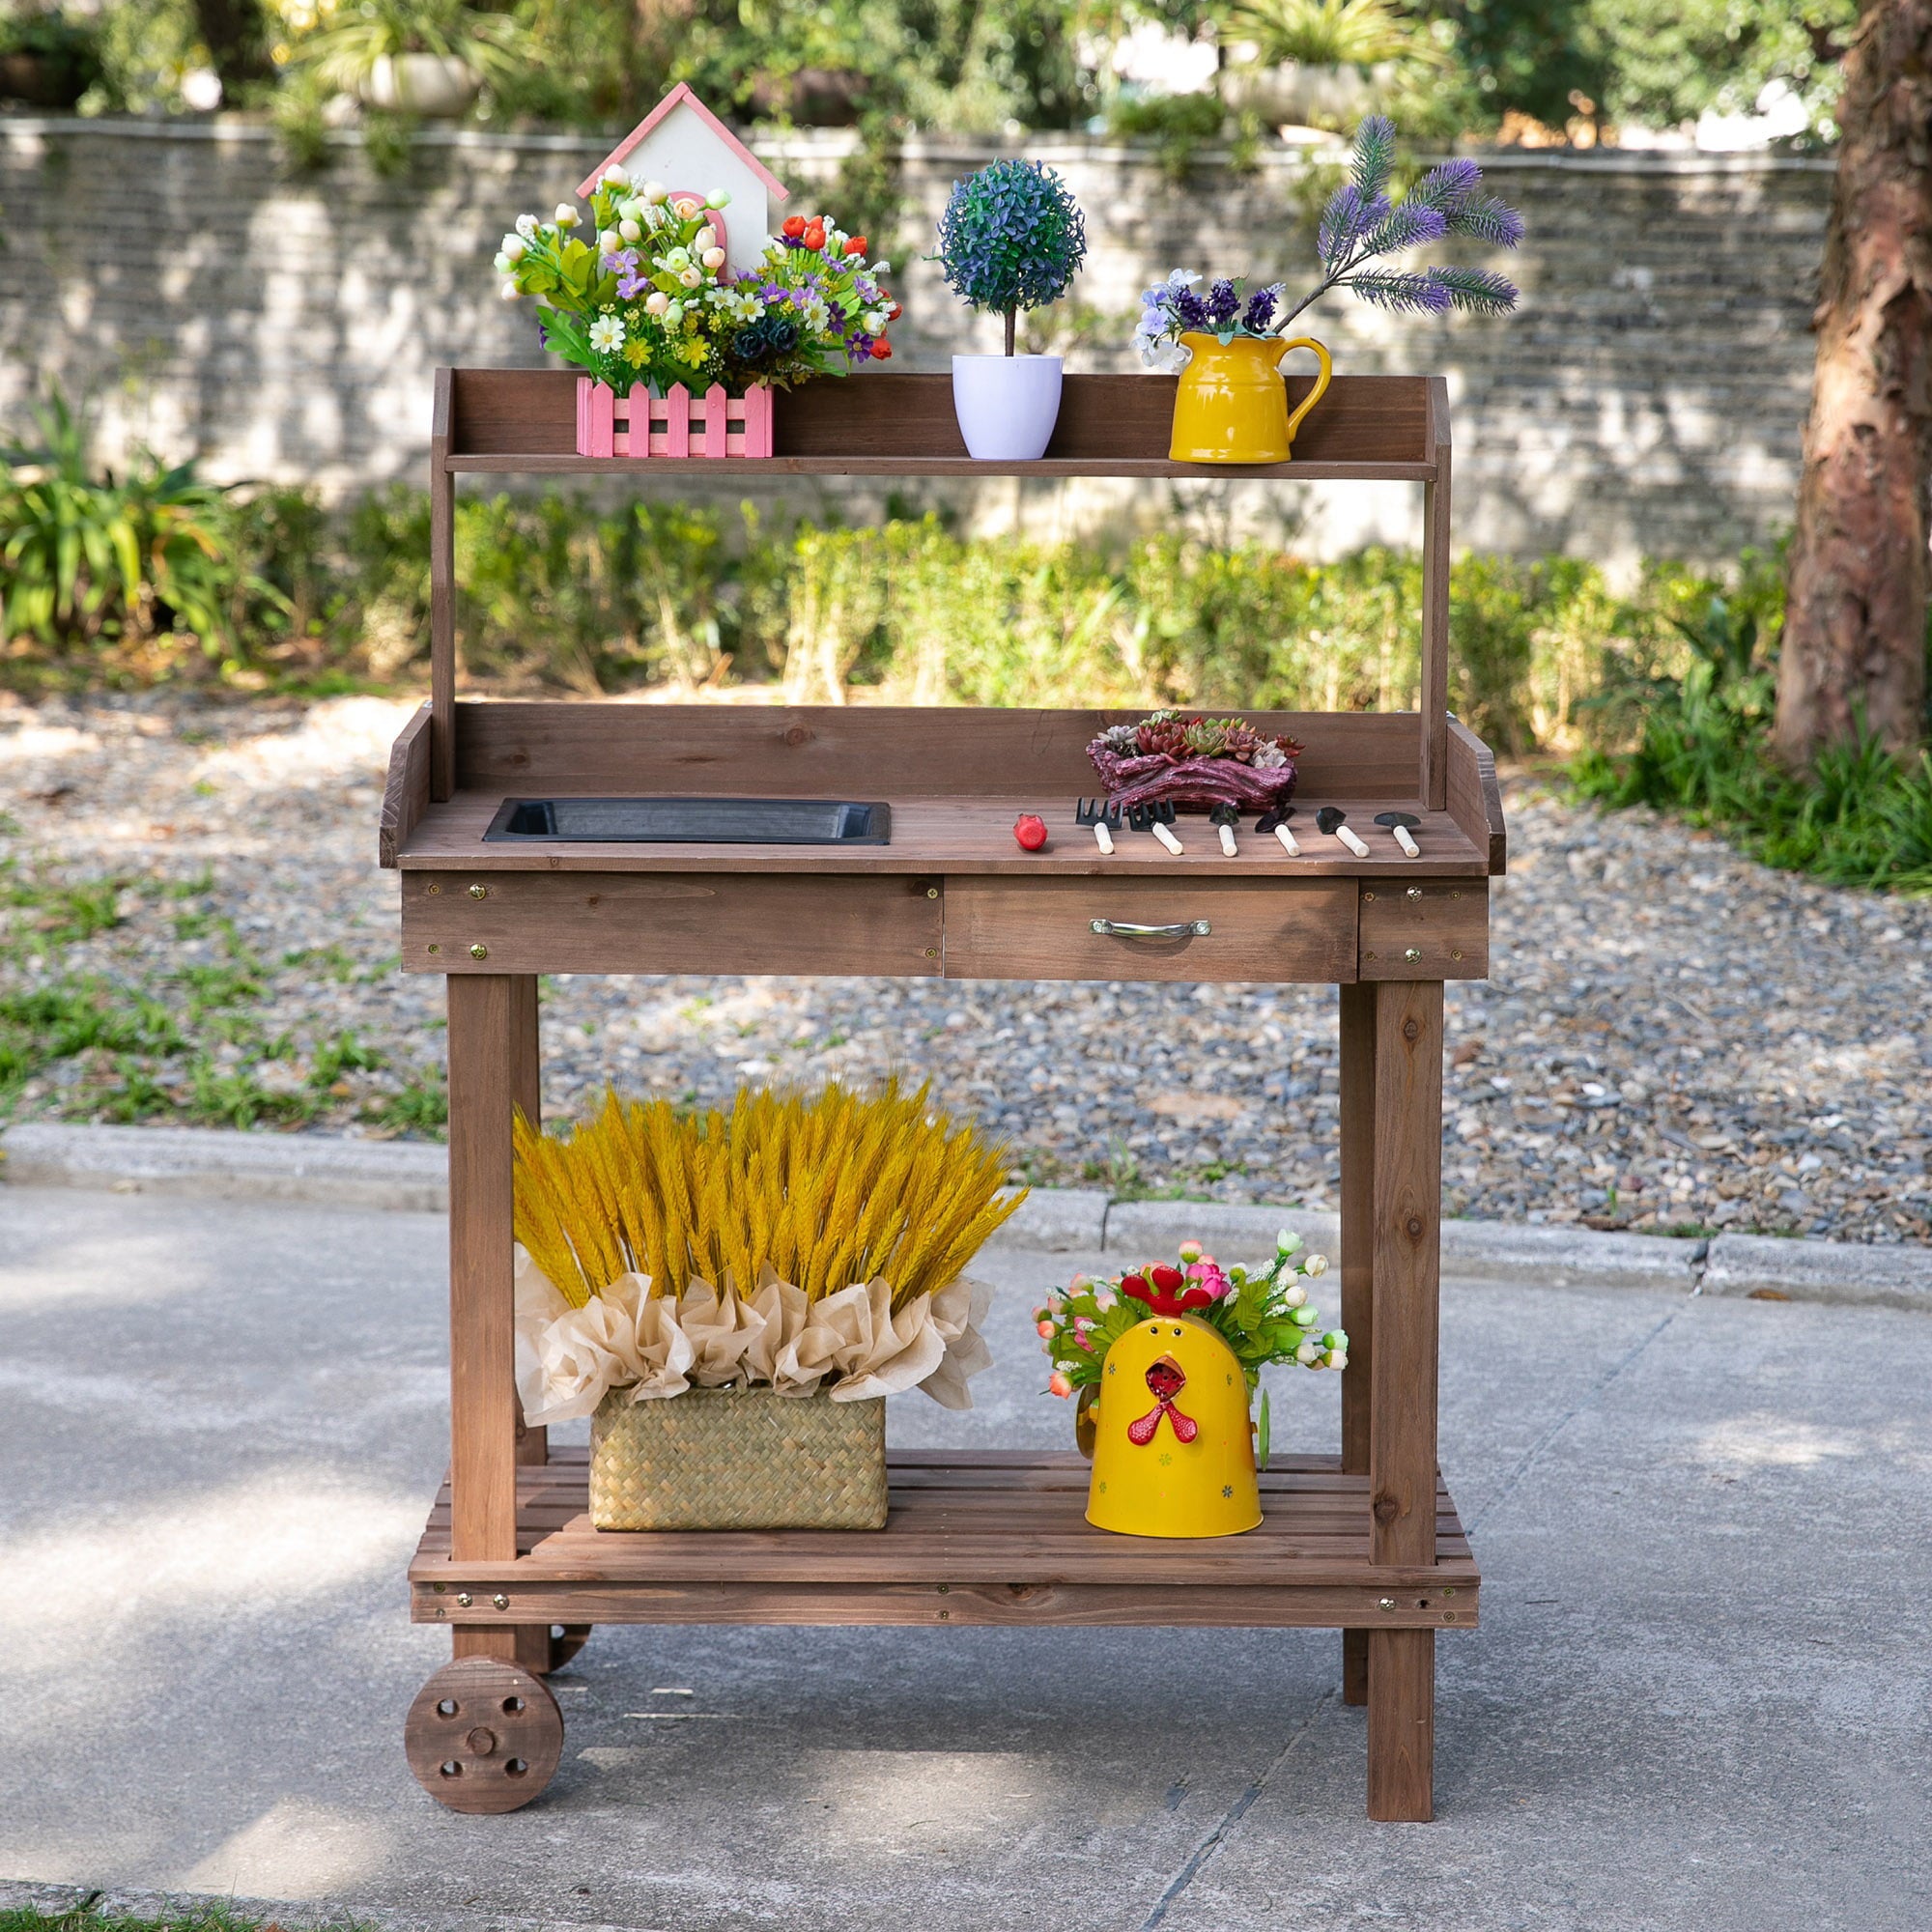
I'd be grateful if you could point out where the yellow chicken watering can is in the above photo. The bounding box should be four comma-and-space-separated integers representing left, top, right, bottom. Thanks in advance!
1168, 331, 1332, 466
1087, 1313, 1262, 1537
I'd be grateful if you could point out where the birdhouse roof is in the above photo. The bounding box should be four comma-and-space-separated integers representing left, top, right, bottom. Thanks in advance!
575, 84, 791, 204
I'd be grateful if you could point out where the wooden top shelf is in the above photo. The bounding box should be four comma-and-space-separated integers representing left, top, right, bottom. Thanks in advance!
443, 369, 1443, 481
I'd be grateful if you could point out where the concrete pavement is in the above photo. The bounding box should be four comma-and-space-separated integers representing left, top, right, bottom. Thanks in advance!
1, 1184, 1928, 1931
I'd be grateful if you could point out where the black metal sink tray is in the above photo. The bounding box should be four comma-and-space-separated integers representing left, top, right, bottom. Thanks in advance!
483, 796, 892, 845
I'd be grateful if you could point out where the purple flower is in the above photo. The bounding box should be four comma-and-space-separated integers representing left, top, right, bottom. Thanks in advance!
1172, 288, 1208, 330
616, 272, 646, 298
1206, 278, 1240, 326
1242, 284, 1280, 333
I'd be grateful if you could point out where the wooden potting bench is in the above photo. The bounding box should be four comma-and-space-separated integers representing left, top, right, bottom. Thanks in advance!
382, 368, 1503, 1822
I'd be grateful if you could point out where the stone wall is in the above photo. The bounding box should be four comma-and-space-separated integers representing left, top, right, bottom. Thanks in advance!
0, 117, 1833, 567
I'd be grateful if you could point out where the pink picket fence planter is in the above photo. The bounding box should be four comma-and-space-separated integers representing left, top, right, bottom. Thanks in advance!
575, 379, 774, 459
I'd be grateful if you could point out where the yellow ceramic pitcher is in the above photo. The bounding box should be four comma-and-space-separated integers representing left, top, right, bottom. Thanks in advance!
1168, 331, 1332, 465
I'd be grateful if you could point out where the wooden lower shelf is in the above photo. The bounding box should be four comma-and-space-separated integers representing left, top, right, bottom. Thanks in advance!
409, 1447, 1479, 1631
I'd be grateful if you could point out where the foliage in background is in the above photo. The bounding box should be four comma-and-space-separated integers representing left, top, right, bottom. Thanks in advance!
1572, 557, 1932, 891
40, 0, 1858, 151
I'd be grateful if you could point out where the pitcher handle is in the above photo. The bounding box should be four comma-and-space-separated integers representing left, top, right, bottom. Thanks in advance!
1275, 337, 1333, 445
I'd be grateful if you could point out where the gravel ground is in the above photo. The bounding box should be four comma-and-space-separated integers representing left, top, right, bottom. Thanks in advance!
4, 691, 1930, 1244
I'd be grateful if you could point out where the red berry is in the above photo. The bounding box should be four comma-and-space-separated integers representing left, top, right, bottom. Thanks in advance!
844, 235, 867, 256
1013, 812, 1048, 851
781, 215, 806, 239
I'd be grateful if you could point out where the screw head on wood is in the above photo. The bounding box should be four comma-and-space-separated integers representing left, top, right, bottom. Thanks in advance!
469, 944, 489, 959
1378, 1597, 1397, 1611
469, 884, 489, 899
1406, 886, 1423, 899
456, 1593, 472, 1608
925, 887, 939, 899
493, 1594, 509, 1610
1405, 947, 1422, 962
1363, 891, 1377, 901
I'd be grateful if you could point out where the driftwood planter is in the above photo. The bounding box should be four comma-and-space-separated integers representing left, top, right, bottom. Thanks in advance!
589, 1386, 887, 1530
576, 378, 775, 459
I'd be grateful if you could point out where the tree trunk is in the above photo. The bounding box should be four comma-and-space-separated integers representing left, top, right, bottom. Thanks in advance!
1775, 0, 1932, 766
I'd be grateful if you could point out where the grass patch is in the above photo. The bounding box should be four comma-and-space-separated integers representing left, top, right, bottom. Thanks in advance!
1571, 576, 1932, 893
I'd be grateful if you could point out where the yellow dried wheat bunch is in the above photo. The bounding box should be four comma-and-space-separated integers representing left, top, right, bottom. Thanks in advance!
513, 1080, 1023, 1310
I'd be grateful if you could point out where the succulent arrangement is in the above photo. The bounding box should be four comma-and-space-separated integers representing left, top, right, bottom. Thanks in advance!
1035, 1232, 1343, 1463
1135, 116, 1522, 372
497, 167, 896, 395
935, 157, 1088, 356
1088, 709, 1303, 813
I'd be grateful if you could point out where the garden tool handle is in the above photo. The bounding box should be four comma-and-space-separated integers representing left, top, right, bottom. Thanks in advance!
1091, 919, 1211, 939
1274, 336, 1333, 446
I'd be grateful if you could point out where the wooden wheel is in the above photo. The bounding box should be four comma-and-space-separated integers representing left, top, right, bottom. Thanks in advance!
547, 1624, 592, 1672
405, 1657, 562, 1813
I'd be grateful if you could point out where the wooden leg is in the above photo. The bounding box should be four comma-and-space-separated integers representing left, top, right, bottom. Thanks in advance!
509, 974, 548, 1471
447, 974, 522, 1664
1343, 1629, 1370, 1706
1368, 1630, 1435, 1821
1338, 982, 1378, 1706
1367, 979, 1444, 1821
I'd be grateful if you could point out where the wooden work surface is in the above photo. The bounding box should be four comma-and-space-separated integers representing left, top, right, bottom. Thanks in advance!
397, 791, 1489, 876
409, 1446, 1479, 1630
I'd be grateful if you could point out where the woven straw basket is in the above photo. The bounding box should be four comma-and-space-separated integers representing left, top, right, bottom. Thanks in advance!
589, 1386, 888, 1530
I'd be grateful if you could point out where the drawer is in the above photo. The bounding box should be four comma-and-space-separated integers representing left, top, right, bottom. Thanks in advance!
404, 871, 943, 976
944, 877, 1357, 983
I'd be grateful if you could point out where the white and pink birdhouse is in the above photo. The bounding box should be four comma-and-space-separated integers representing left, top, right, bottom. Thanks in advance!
575, 83, 789, 281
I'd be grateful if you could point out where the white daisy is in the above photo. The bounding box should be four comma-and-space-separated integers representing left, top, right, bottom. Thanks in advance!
588, 314, 625, 353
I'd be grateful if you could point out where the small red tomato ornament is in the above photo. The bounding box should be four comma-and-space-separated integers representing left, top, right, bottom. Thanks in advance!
1013, 813, 1048, 851
781, 215, 806, 240
871, 338, 892, 359
844, 235, 867, 256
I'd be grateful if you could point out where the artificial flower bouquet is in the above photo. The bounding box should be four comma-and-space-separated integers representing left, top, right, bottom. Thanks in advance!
1088, 708, 1302, 815
1035, 1231, 1343, 1464
513, 1081, 1017, 1530
495, 168, 897, 398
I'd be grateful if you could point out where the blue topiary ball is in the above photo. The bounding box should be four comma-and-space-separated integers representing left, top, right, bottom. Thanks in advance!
936, 158, 1088, 318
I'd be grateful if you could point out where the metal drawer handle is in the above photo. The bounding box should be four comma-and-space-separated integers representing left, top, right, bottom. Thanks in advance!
1090, 918, 1210, 939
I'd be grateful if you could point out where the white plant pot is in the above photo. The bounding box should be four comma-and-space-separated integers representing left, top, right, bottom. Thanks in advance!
952, 354, 1064, 462
358, 53, 480, 117
1219, 60, 1391, 131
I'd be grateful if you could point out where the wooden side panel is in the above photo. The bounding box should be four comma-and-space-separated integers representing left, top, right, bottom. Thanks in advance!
448, 368, 1433, 469
378, 702, 433, 869
404, 871, 944, 978
1358, 881, 1489, 980
1418, 377, 1452, 813
454, 703, 1423, 802
429, 369, 456, 803
946, 877, 1356, 984
1446, 719, 1508, 876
